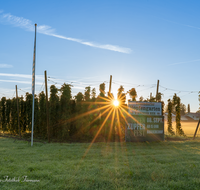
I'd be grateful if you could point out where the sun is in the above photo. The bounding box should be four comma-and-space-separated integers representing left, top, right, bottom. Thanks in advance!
113, 99, 119, 107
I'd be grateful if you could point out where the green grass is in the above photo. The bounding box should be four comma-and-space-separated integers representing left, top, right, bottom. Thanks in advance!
0, 137, 200, 190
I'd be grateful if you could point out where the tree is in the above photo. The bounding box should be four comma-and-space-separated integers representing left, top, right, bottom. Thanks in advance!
173, 94, 185, 136
38, 91, 46, 138
139, 96, 144, 101
19, 96, 26, 133
26, 93, 32, 131
91, 88, 96, 102
167, 99, 175, 135
49, 85, 60, 138
34, 95, 39, 136
5, 98, 11, 131
180, 103, 186, 115
156, 92, 162, 102
84, 86, 91, 102
99, 83, 105, 97
118, 85, 126, 104
1, 97, 6, 132
60, 83, 72, 139
10, 97, 17, 133
129, 88, 137, 101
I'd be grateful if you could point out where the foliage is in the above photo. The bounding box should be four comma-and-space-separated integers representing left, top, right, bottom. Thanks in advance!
99, 83, 105, 97
60, 83, 72, 139
38, 91, 46, 138
1, 97, 6, 131
167, 99, 175, 135
128, 88, 137, 101
173, 94, 185, 136
118, 85, 126, 104
180, 103, 186, 115
49, 85, 60, 138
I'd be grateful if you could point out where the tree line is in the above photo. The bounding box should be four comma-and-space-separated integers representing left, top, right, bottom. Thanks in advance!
0, 82, 185, 141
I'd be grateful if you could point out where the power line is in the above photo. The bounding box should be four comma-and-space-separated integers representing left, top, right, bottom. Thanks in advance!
160, 85, 199, 93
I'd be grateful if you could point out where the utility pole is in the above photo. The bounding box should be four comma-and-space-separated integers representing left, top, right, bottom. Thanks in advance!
16, 85, 21, 138
45, 70, 50, 143
31, 23, 37, 146
193, 119, 200, 140
108, 75, 112, 98
156, 80, 159, 101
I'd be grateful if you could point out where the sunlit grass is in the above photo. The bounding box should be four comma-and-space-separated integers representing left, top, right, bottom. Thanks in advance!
165, 121, 200, 137
1, 137, 200, 189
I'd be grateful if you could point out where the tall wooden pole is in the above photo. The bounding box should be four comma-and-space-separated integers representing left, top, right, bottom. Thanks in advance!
109, 75, 112, 98
45, 70, 50, 143
31, 23, 37, 146
156, 80, 159, 102
193, 119, 200, 140
16, 85, 21, 138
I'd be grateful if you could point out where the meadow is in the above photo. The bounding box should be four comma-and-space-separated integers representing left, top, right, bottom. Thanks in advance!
0, 136, 200, 190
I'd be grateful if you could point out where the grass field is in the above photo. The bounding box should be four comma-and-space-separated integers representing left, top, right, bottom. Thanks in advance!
164, 122, 199, 137
1, 137, 200, 190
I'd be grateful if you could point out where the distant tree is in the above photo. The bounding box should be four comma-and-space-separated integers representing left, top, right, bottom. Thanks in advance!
5, 98, 11, 131
10, 97, 17, 133
74, 92, 84, 137
26, 93, 33, 131
118, 85, 126, 104
173, 94, 185, 136
167, 99, 175, 135
38, 91, 46, 138
180, 103, 186, 115
19, 96, 26, 133
156, 92, 162, 102
1, 97, 6, 132
139, 96, 144, 101
128, 88, 137, 101
49, 85, 60, 138
91, 88, 96, 102
60, 83, 72, 139
99, 83, 105, 97
75, 92, 84, 104
34, 95, 39, 136
84, 86, 91, 102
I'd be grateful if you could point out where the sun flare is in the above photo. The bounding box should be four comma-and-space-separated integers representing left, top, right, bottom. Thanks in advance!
113, 99, 119, 107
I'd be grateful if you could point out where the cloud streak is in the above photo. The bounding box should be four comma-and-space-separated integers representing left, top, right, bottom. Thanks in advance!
0, 12, 131, 54
0, 64, 13, 68
169, 59, 200, 66
0, 73, 43, 79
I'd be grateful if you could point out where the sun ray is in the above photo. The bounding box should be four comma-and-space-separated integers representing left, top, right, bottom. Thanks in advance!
52, 104, 111, 127
116, 108, 123, 142
76, 105, 115, 136
120, 106, 143, 126
107, 108, 116, 142
82, 107, 114, 158
118, 107, 129, 126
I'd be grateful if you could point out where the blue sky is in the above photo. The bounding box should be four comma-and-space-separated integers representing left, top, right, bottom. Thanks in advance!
0, 0, 200, 112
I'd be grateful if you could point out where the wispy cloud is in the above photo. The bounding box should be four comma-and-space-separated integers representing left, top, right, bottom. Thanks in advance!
161, 18, 200, 30
169, 59, 200, 66
0, 79, 43, 85
0, 12, 132, 54
0, 73, 43, 79
0, 64, 13, 68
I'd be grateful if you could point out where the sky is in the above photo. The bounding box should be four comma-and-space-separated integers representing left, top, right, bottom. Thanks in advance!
0, 0, 200, 112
